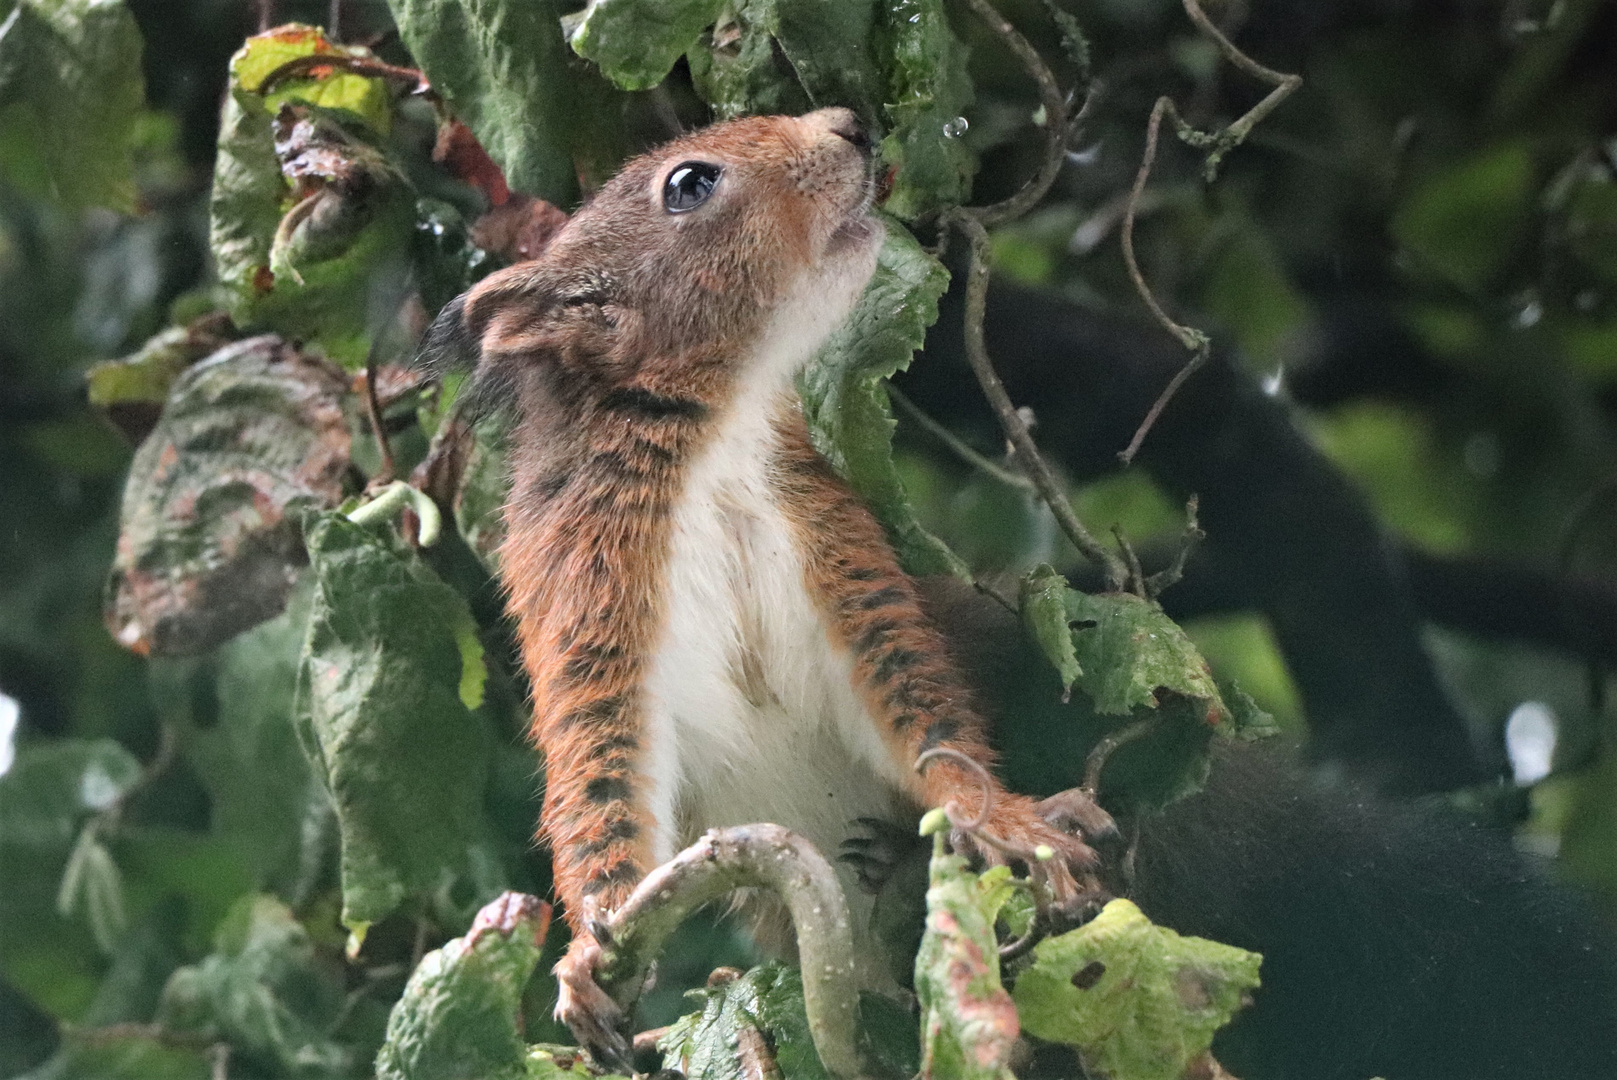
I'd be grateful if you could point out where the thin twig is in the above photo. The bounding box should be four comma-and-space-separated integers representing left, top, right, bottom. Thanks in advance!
363, 350, 397, 485
1145, 495, 1204, 596
1116, 0, 1301, 464
256, 54, 432, 97
254, 0, 275, 33
958, 0, 1074, 228
915, 747, 996, 832
1113, 525, 1145, 598
952, 215, 1128, 588
888, 384, 1035, 493
328, 0, 342, 42
1083, 715, 1161, 795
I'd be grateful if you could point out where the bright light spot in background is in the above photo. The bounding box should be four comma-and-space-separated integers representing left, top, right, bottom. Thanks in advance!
1262, 367, 1285, 396
1506, 701, 1557, 786
0, 692, 18, 779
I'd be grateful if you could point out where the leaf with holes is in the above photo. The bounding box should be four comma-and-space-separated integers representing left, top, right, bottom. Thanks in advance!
1013, 899, 1261, 1080
800, 222, 966, 577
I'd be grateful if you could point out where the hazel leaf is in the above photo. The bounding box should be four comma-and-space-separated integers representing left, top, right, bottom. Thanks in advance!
1012, 899, 1261, 1080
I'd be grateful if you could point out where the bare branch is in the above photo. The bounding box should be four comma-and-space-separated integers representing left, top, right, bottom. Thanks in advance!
951, 214, 1129, 588
1117, 0, 1301, 464
593, 826, 869, 1080
888, 384, 1035, 493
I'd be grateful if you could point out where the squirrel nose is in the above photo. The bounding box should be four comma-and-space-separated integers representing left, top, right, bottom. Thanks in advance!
814, 108, 873, 157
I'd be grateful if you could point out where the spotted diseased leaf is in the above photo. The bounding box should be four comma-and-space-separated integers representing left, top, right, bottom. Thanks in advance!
1013, 899, 1261, 1080
292, 512, 504, 934
377, 892, 552, 1080
0, 0, 145, 212
85, 320, 233, 445
155, 894, 355, 1078
105, 336, 351, 657
914, 845, 1018, 1080
877, 0, 974, 220
1020, 565, 1081, 695
210, 27, 416, 366
800, 222, 966, 577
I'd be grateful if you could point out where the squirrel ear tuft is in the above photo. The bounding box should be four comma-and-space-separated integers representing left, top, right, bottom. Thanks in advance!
415, 292, 476, 377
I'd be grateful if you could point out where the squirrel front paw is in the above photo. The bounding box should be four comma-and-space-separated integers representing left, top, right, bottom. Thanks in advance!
954, 793, 1106, 919
554, 934, 632, 1072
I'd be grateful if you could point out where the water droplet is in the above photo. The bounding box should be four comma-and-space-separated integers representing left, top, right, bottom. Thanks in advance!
942, 116, 969, 138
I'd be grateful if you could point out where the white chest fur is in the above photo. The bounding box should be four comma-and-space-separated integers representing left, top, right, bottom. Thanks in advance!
639, 264, 903, 873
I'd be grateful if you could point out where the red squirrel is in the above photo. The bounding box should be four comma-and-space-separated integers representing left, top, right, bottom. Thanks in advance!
420, 108, 1098, 1054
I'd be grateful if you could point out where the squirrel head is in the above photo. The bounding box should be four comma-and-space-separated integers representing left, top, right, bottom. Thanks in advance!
423, 108, 883, 411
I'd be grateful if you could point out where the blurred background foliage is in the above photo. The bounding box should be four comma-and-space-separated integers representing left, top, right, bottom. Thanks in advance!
3, 0, 1617, 1077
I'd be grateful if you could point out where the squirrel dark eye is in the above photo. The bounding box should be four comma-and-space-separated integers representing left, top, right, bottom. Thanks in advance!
663, 161, 722, 213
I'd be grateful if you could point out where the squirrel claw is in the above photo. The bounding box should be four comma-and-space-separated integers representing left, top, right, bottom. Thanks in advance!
554, 936, 632, 1073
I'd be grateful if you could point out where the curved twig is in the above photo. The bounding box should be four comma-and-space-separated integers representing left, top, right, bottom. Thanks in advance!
255, 53, 431, 97
593, 825, 869, 1080
915, 746, 997, 832
888, 384, 1035, 493
1083, 715, 1162, 795
952, 215, 1129, 588
1117, 0, 1301, 465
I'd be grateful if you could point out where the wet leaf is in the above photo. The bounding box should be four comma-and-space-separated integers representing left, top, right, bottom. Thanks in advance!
377, 892, 552, 1080
913, 843, 1018, 1080
686, 3, 810, 121
1012, 898, 1261, 1080
292, 512, 504, 933
386, 0, 602, 205
210, 29, 416, 366
660, 964, 826, 1080
1064, 591, 1227, 721
156, 894, 354, 1077
105, 336, 351, 657
1019, 565, 1081, 695
569, 0, 726, 92
800, 222, 966, 577
876, 0, 975, 220
0, 0, 145, 212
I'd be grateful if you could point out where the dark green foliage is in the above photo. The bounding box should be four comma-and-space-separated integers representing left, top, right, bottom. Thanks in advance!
9, 1, 1617, 1079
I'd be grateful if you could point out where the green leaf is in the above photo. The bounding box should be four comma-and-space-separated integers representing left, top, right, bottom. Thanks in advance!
913, 843, 1018, 1080
377, 892, 552, 1080
293, 512, 506, 932
386, 0, 600, 204
209, 30, 417, 365
0, 0, 145, 212
1391, 141, 1534, 293
85, 328, 206, 412
660, 963, 827, 1080
1012, 898, 1261, 1080
771, 0, 881, 111
0, 738, 140, 850
570, 0, 726, 92
105, 336, 352, 657
1019, 565, 1081, 695
523, 1046, 629, 1080
799, 222, 966, 577
686, 2, 811, 121
1063, 591, 1226, 720
454, 415, 512, 573
875, 0, 975, 220
14, 1032, 211, 1080
56, 825, 127, 954
186, 584, 323, 895
156, 894, 354, 1077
